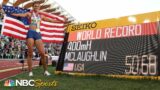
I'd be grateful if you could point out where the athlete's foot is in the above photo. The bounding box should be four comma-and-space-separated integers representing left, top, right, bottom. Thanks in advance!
29, 72, 33, 77
44, 71, 51, 76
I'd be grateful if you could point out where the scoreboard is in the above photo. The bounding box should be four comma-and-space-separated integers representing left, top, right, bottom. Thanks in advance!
56, 11, 160, 76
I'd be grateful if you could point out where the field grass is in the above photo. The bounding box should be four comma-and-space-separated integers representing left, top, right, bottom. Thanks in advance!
0, 66, 160, 90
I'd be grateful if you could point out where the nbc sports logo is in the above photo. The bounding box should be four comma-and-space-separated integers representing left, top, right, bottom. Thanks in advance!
4, 79, 34, 86
4, 80, 15, 86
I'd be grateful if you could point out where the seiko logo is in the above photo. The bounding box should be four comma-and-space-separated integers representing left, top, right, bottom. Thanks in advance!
71, 22, 97, 31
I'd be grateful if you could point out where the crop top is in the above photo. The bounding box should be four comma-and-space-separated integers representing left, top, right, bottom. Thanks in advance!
29, 11, 41, 32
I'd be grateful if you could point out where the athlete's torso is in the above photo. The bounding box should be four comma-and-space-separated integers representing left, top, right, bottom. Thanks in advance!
29, 11, 41, 32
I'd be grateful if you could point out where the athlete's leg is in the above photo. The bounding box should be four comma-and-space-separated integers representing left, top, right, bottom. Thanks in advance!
27, 38, 34, 72
35, 39, 47, 71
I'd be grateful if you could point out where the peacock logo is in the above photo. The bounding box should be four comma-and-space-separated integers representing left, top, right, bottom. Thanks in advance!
4, 80, 15, 86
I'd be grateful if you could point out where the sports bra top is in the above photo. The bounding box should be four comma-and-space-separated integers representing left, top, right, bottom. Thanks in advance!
29, 11, 41, 32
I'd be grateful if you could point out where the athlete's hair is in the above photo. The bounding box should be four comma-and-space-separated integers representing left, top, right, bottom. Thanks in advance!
32, 1, 40, 6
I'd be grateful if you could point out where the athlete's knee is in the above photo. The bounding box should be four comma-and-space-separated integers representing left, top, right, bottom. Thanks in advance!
27, 51, 33, 58
39, 52, 45, 58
